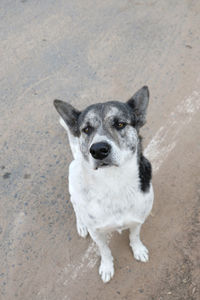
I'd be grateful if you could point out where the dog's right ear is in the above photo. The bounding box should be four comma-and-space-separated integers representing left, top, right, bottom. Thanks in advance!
53, 100, 81, 136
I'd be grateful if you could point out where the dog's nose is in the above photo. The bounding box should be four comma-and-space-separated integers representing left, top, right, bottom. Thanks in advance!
90, 142, 111, 160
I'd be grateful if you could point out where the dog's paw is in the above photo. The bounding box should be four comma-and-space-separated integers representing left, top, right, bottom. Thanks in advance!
76, 222, 88, 238
131, 242, 149, 262
99, 260, 114, 283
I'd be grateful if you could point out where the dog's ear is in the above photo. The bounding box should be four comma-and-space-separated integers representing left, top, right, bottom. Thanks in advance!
53, 100, 81, 136
127, 86, 149, 127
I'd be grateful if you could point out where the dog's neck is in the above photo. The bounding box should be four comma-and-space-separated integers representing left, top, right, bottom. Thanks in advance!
79, 153, 139, 189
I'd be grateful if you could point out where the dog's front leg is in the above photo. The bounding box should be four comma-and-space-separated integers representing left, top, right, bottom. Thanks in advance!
89, 230, 114, 283
129, 223, 149, 262
70, 197, 88, 238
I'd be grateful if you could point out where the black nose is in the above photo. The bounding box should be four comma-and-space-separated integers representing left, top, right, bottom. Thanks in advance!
90, 142, 111, 160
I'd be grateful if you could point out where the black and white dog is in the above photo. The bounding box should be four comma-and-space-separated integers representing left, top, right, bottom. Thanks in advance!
54, 86, 154, 283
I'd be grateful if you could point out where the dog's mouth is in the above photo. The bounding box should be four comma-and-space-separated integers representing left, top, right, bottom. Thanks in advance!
95, 162, 109, 170
94, 161, 118, 170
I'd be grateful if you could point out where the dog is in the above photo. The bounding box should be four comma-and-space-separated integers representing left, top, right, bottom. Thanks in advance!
53, 86, 154, 283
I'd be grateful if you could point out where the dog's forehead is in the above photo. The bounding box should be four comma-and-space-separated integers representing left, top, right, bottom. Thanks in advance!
79, 101, 130, 125
79, 103, 102, 127
103, 102, 130, 119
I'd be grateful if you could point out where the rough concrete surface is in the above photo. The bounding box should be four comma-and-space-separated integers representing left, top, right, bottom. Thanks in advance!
0, 0, 200, 299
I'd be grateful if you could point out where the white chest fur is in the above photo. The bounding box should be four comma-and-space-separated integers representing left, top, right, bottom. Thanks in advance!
69, 154, 154, 233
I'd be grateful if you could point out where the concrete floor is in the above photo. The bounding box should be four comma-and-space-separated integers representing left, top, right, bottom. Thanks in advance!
0, 0, 200, 299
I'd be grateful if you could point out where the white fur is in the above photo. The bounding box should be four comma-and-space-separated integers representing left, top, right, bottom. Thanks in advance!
59, 117, 80, 160
60, 117, 154, 283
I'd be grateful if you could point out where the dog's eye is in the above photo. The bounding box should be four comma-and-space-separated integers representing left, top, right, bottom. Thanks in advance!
114, 122, 126, 130
82, 126, 93, 134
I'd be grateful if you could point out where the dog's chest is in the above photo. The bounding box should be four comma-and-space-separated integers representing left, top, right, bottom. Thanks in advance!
69, 159, 153, 232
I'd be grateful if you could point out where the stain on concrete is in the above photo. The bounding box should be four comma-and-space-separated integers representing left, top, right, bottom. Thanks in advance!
23, 174, 31, 179
3, 172, 11, 179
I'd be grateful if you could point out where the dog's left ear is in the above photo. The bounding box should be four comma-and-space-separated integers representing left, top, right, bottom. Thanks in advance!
127, 86, 149, 127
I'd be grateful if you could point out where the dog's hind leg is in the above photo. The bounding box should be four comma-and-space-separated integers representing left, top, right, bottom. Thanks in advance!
89, 230, 114, 283
129, 223, 149, 262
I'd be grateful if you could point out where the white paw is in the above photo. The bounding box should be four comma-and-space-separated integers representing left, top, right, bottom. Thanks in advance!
131, 242, 149, 262
99, 260, 114, 283
76, 222, 88, 238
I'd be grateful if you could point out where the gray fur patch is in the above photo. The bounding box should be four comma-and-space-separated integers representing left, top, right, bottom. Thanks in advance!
77, 101, 139, 167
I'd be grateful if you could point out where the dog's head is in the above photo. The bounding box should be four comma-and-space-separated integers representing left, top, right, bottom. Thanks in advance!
54, 86, 149, 170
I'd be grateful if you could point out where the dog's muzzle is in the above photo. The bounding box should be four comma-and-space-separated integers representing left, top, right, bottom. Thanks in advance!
90, 142, 111, 160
